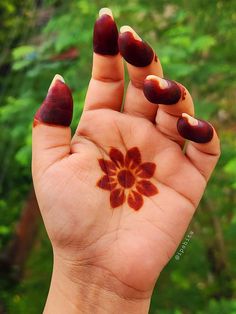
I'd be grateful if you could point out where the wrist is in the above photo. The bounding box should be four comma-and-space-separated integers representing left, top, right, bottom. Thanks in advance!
44, 255, 151, 314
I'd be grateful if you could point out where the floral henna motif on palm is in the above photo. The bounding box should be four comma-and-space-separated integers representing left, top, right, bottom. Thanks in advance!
97, 147, 158, 211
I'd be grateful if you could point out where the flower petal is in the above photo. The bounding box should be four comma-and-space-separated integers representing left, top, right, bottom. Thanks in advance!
110, 188, 125, 208
125, 147, 141, 169
97, 175, 117, 191
136, 180, 158, 196
109, 148, 124, 168
135, 162, 156, 179
98, 159, 117, 175
128, 190, 143, 211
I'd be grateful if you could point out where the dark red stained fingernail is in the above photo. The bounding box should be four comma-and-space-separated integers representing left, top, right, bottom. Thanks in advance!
177, 113, 214, 143
143, 75, 182, 105
34, 74, 73, 127
118, 26, 154, 67
93, 8, 119, 55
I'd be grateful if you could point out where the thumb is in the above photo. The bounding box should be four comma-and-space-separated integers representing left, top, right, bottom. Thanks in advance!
32, 74, 73, 177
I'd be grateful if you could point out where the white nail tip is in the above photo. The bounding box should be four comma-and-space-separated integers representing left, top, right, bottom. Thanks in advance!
99, 8, 113, 18
120, 25, 141, 41
146, 75, 169, 89
182, 113, 198, 126
49, 74, 65, 90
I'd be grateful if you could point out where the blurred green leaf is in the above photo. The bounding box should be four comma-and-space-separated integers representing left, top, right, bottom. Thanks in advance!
224, 158, 236, 176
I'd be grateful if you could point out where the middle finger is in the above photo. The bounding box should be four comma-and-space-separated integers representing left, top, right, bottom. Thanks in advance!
118, 26, 163, 122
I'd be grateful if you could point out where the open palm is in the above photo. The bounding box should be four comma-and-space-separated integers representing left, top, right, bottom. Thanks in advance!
32, 10, 220, 305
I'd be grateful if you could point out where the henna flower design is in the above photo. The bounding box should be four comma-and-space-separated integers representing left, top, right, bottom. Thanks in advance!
97, 147, 158, 210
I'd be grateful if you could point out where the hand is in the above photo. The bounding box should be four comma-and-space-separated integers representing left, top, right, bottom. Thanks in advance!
32, 8, 220, 314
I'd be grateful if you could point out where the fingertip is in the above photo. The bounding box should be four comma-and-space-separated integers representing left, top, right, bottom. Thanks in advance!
144, 75, 181, 105
177, 113, 220, 156
34, 74, 73, 127
144, 75, 194, 117
177, 113, 214, 144
93, 8, 119, 55
118, 27, 154, 67
179, 113, 221, 181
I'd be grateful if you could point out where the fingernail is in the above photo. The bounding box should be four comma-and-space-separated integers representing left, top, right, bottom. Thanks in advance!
34, 74, 73, 127
93, 8, 119, 55
177, 113, 214, 143
118, 26, 154, 67
143, 75, 181, 105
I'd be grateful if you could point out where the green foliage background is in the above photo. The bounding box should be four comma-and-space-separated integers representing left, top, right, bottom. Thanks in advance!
0, 0, 235, 313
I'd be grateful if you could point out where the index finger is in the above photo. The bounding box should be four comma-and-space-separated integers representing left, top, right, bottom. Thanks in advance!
84, 8, 124, 112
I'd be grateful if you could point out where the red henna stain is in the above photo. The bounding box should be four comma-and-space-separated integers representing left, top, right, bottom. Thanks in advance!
125, 147, 141, 169
118, 170, 135, 188
177, 117, 214, 143
33, 119, 40, 127
109, 148, 124, 167
98, 159, 117, 176
136, 180, 158, 196
135, 162, 156, 179
143, 77, 181, 105
93, 14, 119, 55
110, 188, 125, 208
34, 80, 73, 127
97, 147, 158, 211
118, 31, 154, 67
128, 190, 143, 211
97, 175, 117, 191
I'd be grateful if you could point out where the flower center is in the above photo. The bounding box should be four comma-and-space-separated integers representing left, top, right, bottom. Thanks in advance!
117, 169, 135, 188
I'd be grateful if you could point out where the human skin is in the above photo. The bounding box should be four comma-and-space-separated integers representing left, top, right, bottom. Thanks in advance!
32, 8, 220, 314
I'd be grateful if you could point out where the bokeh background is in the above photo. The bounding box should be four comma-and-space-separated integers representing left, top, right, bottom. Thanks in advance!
0, 0, 236, 313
